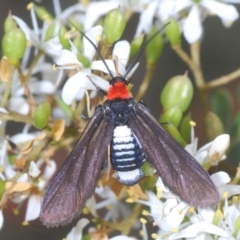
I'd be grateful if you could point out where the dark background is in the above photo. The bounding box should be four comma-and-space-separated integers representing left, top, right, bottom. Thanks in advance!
1, 0, 240, 239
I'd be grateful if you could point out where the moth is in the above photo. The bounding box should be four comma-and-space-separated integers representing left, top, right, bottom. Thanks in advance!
40, 25, 219, 227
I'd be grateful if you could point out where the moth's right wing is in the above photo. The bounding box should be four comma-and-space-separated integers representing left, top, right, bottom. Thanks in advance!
40, 108, 114, 227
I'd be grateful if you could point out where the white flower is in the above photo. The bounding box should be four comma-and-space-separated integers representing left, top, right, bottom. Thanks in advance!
184, 126, 229, 166
95, 187, 130, 222
66, 218, 89, 240
174, 0, 239, 43
212, 171, 240, 200
0, 60, 57, 115
12, 4, 62, 60
28, 161, 41, 178
0, 210, 3, 230
135, 0, 179, 37
220, 201, 240, 239
110, 237, 136, 240
25, 159, 57, 222
57, 25, 133, 105
0, 173, 5, 230
208, 134, 230, 162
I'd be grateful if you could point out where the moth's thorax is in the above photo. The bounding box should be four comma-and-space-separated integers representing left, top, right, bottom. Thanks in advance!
104, 98, 134, 125
110, 125, 145, 186
107, 80, 131, 100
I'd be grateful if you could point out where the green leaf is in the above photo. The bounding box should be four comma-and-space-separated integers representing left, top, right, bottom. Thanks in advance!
230, 112, 240, 146
210, 88, 233, 131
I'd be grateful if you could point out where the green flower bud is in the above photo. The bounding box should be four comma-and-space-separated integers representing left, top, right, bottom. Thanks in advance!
34, 101, 51, 129
35, 6, 53, 23
145, 28, 164, 65
204, 112, 224, 141
161, 75, 193, 112
160, 106, 183, 128
233, 216, 240, 238
44, 22, 56, 42
59, 24, 70, 49
4, 14, 16, 33
73, 34, 83, 52
164, 19, 181, 46
180, 114, 192, 142
142, 161, 155, 177
103, 9, 126, 44
0, 178, 6, 200
163, 123, 186, 146
129, 34, 144, 61
212, 210, 222, 226
2, 28, 27, 65
142, 176, 156, 190
77, 53, 91, 68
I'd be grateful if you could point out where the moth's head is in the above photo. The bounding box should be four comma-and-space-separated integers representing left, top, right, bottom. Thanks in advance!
109, 76, 128, 87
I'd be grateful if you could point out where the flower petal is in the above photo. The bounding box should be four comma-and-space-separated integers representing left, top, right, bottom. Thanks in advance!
28, 161, 41, 178
173, 221, 229, 238
42, 37, 62, 60
29, 80, 56, 94
135, 0, 158, 36
91, 74, 109, 92
211, 171, 230, 187
62, 72, 97, 105
110, 237, 136, 240
8, 97, 29, 115
208, 134, 230, 161
66, 218, 89, 240
60, 3, 85, 21
42, 160, 57, 181
183, 5, 203, 43
56, 49, 81, 67
0, 211, 3, 229
84, 2, 119, 30
201, 0, 239, 23
113, 40, 130, 67
12, 16, 40, 47
91, 60, 115, 75
84, 25, 103, 60
25, 195, 41, 221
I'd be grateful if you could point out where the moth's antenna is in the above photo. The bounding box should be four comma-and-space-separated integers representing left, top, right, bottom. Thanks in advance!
68, 21, 114, 79
123, 22, 171, 79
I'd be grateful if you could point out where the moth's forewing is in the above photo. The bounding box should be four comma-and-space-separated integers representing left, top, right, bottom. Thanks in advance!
129, 101, 219, 207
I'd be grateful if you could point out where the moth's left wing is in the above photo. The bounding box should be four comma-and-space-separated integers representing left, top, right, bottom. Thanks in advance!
40, 108, 114, 227
129, 101, 219, 207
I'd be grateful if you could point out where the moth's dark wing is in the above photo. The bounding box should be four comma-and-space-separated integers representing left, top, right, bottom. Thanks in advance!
129, 102, 219, 207
40, 108, 114, 227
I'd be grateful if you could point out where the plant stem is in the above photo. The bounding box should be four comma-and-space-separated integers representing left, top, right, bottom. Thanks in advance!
135, 63, 156, 101
0, 111, 34, 125
205, 67, 240, 89
0, 65, 14, 108
25, 50, 43, 84
171, 45, 195, 71
190, 41, 205, 88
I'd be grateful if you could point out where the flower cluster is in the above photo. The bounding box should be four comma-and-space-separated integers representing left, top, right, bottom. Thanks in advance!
0, 0, 240, 239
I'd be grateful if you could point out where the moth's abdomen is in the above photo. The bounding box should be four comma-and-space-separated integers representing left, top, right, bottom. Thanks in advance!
111, 125, 145, 186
